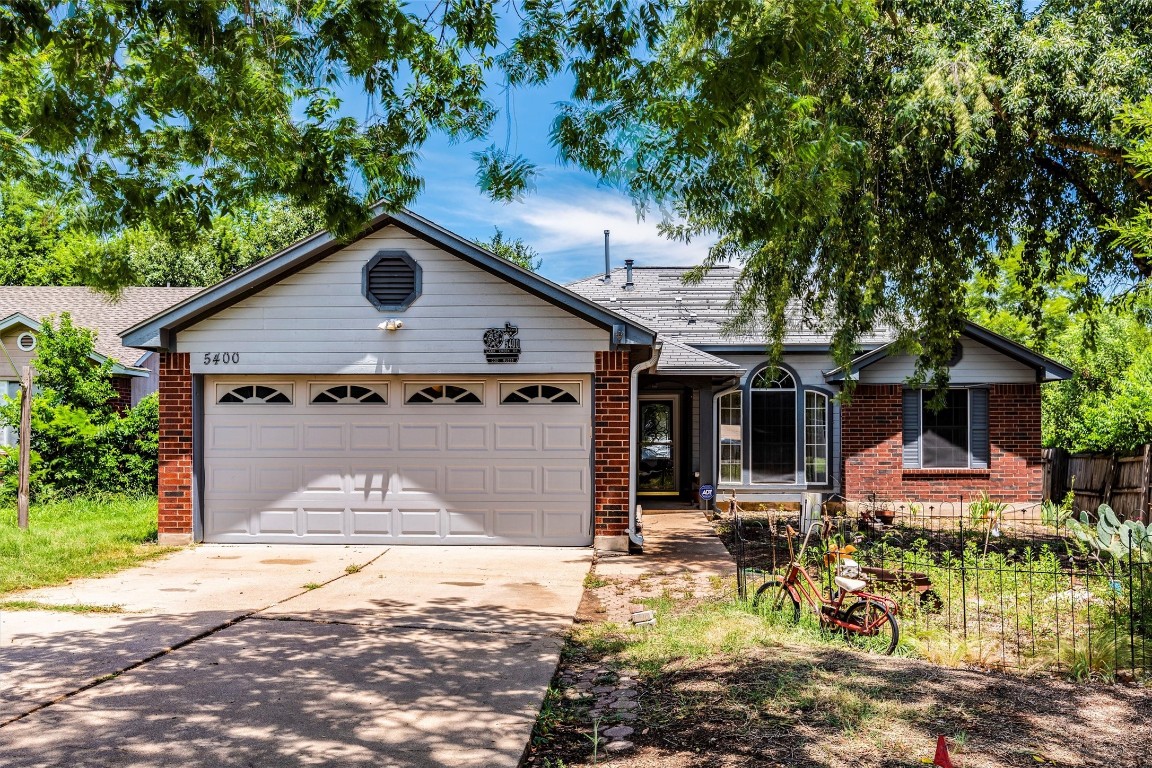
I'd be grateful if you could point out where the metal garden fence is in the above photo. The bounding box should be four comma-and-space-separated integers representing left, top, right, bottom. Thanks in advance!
728, 495, 1151, 678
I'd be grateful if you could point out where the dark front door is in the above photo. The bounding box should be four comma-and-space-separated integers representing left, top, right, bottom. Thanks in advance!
638, 398, 678, 495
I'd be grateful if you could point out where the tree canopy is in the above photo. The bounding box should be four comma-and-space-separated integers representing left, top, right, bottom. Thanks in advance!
3, 1, 1152, 374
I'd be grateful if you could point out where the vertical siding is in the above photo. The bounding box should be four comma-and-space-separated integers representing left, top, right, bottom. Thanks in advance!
131, 351, 160, 404
178, 227, 610, 375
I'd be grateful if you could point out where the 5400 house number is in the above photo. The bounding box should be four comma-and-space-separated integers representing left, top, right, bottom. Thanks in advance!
203, 353, 240, 365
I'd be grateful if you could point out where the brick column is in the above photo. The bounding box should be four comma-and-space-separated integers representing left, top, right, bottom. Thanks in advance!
157, 352, 194, 544
593, 350, 630, 551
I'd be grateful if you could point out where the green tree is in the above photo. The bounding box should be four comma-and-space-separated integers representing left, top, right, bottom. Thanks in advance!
478, 228, 542, 272
0, 183, 81, 286
0, 314, 158, 498
552, 0, 1152, 380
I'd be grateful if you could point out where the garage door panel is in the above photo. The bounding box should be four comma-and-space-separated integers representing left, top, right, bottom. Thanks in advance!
302, 424, 345, 451
494, 424, 536, 450
350, 424, 392, 451
542, 424, 586, 451
203, 375, 592, 545
398, 423, 440, 451
445, 466, 488, 494
257, 424, 297, 451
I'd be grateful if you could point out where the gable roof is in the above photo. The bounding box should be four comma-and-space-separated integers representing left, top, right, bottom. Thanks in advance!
0, 311, 140, 377
656, 337, 746, 377
566, 265, 893, 348
822, 322, 1074, 383
122, 207, 655, 351
0, 287, 200, 369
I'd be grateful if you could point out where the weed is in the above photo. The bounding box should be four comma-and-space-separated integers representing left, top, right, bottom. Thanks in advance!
583, 572, 610, 589
302, 582, 322, 590
344, 563, 363, 574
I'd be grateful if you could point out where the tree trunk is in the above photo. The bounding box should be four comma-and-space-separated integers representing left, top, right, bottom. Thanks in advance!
17, 365, 32, 529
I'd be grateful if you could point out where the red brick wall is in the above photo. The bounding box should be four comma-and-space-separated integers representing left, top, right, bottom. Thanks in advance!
593, 350, 630, 540
110, 375, 132, 413
842, 384, 1042, 503
158, 353, 194, 538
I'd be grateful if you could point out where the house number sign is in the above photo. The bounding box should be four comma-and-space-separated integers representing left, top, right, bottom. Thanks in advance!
203, 353, 241, 365
483, 323, 521, 363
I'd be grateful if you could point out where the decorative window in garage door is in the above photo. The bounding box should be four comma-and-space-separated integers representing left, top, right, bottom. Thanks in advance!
216, 384, 293, 404
499, 383, 580, 404
309, 383, 387, 404
404, 383, 483, 404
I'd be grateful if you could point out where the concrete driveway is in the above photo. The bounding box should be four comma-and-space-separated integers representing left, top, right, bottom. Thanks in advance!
0, 544, 591, 767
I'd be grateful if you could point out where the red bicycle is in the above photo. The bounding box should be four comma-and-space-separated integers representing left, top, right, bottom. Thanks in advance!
753, 522, 901, 654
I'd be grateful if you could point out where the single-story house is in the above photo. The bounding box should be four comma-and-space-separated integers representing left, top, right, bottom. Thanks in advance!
0, 287, 199, 444
121, 207, 1071, 549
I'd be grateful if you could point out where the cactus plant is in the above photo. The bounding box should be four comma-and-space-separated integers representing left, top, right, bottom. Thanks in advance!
1066, 504, 1152, 562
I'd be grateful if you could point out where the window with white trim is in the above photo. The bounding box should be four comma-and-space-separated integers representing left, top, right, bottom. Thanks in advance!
804, 391, 829, 484
499, 383, 580, 404
404, 383, 483, 404
217, 384, 293, 404
718, 390, 742, 484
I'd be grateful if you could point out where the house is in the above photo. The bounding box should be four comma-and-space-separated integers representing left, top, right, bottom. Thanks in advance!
567, 264, 1072, 511
0, 287, 199, 444
121, 207, 1070, 550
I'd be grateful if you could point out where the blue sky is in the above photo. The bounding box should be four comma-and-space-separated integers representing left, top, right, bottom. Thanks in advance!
400, 79, 711, 285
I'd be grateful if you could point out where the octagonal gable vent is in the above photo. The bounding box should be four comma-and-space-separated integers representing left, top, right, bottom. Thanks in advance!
363, 250, 422, 311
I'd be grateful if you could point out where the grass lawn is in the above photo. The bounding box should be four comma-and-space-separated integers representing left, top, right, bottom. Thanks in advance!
0, 495, 174, 596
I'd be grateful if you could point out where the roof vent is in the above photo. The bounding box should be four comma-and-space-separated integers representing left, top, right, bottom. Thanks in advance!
624, 259, 634, 290
363, 250, 422, 311
602, 230, 611, 282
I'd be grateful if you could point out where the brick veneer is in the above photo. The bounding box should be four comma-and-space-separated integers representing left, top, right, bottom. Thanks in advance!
110, 375, 132, 413
593, 350, 631, 549
157, 352, 194, 543
841, 383, 1043, 503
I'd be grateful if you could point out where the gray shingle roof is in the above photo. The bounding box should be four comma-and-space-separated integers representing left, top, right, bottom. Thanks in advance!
567, 266, 894, 347
0, 287, 201, 367
656, 337, 746, 375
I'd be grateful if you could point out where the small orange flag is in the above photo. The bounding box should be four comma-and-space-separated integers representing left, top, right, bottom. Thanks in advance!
934, 735, 954, 768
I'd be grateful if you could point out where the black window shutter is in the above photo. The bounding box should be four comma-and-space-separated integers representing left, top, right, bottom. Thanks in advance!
902, 389, 920, 469
970, 388, 990, 469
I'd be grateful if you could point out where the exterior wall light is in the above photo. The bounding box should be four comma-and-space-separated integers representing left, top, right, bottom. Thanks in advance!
379, 319, 404, 331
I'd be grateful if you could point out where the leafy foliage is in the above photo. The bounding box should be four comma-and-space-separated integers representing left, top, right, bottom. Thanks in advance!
551, 0, 1152, 379
0, 315, 157, 499
478, 227, 542, 272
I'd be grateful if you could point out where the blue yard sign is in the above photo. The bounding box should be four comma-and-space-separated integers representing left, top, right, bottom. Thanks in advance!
698, 484, 715, 502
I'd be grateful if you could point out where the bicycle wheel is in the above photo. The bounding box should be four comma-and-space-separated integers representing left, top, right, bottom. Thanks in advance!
753, 578, 800, 624
843, 599, 899, 655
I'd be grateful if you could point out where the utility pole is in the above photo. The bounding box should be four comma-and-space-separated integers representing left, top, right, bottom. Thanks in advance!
17, 365, 31, 529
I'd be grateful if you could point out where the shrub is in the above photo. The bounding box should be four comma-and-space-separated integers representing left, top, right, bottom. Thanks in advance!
0, 313, 157, 499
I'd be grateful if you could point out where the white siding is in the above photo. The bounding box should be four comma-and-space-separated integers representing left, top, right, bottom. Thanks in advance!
178, 227, 610, 375
858, 338, 1036, 384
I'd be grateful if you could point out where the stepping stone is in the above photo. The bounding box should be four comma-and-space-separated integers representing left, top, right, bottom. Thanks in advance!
603, 726, 635, 739
604, 740, 634, 753
610, 699, 639, 710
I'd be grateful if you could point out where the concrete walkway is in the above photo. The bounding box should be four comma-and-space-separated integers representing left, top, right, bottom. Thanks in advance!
1, 544, 590, 768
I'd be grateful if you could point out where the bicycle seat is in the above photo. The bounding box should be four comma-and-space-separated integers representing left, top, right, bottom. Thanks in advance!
834, 575, 868, 594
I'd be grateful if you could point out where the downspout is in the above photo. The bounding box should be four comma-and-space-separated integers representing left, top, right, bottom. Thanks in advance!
627, 342, 662, 548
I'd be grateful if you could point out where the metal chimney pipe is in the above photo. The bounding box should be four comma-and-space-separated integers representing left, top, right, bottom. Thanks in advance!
603, 230, 611, 282
624, 259, 634, 289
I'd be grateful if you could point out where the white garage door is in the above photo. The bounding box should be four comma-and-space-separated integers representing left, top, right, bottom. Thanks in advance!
202, 376, 592, 545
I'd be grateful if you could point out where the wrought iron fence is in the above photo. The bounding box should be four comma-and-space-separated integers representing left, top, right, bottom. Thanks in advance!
727, 495, 1152, 678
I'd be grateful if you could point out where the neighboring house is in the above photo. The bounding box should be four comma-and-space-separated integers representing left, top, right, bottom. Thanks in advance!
121, 207, 1070, 550
568, 264, 1072, 509
0, 287, 200, 444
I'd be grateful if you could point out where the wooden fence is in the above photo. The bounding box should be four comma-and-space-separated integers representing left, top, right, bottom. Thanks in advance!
1042, 445, 1152, 523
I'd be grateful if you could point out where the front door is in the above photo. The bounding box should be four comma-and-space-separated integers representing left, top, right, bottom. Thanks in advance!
638, 397, 678, 495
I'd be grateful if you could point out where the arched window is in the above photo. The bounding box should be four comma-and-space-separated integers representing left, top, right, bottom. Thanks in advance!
750, 368, 796, 483
500, 383, 579, 404
217, 384, 292, 404
404, 384, 482, 404
805, 391, 829, 484
310, 384, 387, 404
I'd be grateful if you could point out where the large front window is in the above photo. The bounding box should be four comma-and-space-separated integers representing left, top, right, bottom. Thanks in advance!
804, 391, 829, 484
718, 391, 742, 484
750, 369, 796, 484
922, 389, 969, 468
